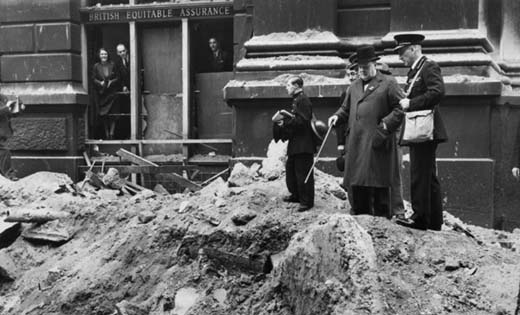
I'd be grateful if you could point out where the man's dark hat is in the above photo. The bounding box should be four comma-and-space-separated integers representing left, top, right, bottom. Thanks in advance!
347, 53, 358, 70
393, 33, 425, 51
311, 119, 328, 144
356, 45, 380, 64
336, 155, 345, 172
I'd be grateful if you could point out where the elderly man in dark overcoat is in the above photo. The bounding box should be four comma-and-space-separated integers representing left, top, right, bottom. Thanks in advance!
329, 45, 404, 218
393, 33, 448, 231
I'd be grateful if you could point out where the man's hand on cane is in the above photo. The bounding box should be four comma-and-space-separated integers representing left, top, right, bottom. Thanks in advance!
328, 115, 338, 127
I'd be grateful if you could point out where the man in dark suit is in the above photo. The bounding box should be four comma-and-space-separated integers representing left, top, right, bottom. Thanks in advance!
279, 76, 316, 212
207, 37, 231, 72
393, 34, 448, 231
115, 44, 130, 92
328, 45, 404, 218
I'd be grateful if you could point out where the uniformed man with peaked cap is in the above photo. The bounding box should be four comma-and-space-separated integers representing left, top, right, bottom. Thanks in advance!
393, 33, 448, 231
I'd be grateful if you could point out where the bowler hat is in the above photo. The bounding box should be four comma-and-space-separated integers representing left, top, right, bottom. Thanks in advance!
311, 119, 328, 144
356, 45, 380, 65
336, 155, 345, 172
393, 33, 425, 51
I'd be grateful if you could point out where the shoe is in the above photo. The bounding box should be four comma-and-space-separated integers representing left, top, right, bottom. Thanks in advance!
283, 195, 299, 203
297, 205, 312, 212
395, 218, 427, 230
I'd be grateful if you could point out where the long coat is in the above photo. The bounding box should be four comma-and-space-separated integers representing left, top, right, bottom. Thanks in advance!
91, 61, 119, 116
335, 72, 404, 187
399, 56, 448, 145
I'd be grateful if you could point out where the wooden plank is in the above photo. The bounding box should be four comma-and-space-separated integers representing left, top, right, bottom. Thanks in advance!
201, 168, 229, 186
85, 139, 233, 145
5, 209, 69, 223
78, 165, 196, 174
116, 148, 159, 167
182, 18, 190, 159
129, 20, 138, 140
82, 151, 91, 167
170, 172, 201, 192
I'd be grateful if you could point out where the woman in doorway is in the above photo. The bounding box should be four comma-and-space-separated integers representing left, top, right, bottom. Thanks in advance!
92, 48, 119, 139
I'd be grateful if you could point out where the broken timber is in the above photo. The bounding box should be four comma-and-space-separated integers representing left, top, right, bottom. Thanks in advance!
22, 226, 72, 244
5, 208, 69, 223
169, 172, 202, 192
201, 168, 229, 186
78, 165, 195, 175
116, 148, 159, 167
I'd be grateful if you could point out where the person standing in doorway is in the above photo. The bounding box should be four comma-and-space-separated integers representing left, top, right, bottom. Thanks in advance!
393, 34, 448, 231
92, 48, 119, 140
207, 37, 230, 72
115, 43, 130, 93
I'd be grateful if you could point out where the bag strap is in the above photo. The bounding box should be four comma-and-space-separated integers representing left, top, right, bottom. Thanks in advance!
405, 58, 426, 97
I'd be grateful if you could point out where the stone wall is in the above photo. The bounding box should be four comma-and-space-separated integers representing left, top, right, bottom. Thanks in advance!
0, 0, 87, 180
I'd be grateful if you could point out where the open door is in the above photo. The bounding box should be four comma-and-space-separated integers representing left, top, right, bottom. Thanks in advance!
140, 23, 183, 156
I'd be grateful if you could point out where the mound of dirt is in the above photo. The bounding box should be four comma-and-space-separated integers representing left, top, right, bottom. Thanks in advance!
0, 164, 519, 315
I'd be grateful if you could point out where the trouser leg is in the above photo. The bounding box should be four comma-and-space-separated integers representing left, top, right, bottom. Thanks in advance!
391, 147, 405, 216
285, 155, 299, 200
373, 187, 391, 218
429, 147, 443, 230
409, 143, 436, 228
351, 186, 371, 215
294, 153, 314, 207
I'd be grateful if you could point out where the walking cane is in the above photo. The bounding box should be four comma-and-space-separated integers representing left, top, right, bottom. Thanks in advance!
304, 124, 334, 184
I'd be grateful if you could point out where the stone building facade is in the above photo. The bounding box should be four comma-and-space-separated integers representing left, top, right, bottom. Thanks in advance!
1, 0, 520, 229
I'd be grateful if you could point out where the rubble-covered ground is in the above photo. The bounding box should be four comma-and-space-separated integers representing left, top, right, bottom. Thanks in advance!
0, 143, 520, 315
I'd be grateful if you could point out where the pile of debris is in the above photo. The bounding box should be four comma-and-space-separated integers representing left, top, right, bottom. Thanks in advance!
0, 141, 519, 315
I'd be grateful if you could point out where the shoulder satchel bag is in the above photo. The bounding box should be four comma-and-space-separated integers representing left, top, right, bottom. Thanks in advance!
402, 62, 434, 143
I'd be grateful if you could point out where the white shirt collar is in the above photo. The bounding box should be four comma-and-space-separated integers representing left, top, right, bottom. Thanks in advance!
411, 55, 424, 70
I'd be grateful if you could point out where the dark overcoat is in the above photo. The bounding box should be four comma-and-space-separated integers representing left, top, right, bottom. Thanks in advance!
286, 91, 316, 156
399, 56, 448, 145
335, 72, 404, 187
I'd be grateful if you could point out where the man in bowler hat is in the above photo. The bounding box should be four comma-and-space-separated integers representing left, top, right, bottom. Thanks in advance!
328, 45, 404, 217
393, 33, 448, 230
279, 76, 316, 212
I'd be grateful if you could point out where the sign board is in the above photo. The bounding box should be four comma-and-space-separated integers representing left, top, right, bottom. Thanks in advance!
81, 3, 233, 24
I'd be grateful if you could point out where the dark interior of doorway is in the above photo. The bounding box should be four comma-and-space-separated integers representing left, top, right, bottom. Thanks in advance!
87, 24, 131, 140
190, 18, 234, 74
189, 18, 233, 148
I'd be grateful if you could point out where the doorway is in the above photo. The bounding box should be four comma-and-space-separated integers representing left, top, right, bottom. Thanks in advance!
140, 23, 183, 156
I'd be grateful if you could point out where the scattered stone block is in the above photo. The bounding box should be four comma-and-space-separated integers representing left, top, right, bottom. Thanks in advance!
115, 300, 149, 315
21, 221, 72, 244
0, 220, 21, 248
0, 252, 17, 282
179, 201, 191, 213
259, 140, 287, 180
444, 257, 460, 271
215, 198, 226, 208
231, 209, 257, 226
138, 211, 156, 224
228, 163, 258, 187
